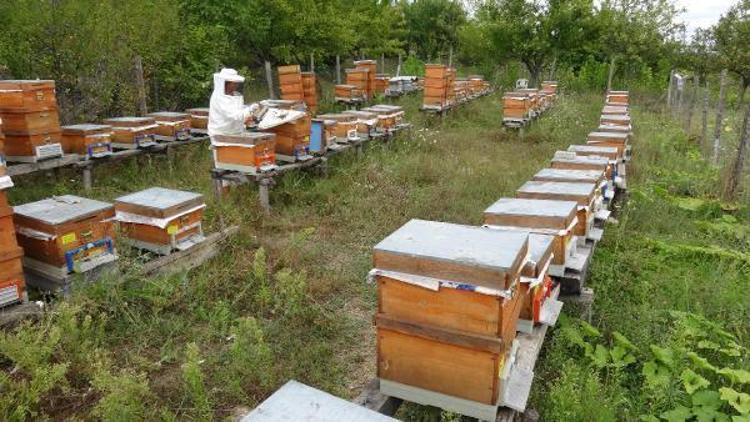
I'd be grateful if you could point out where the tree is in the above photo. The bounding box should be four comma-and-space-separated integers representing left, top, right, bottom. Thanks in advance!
402, 0, 467, 61
714, 0, 750, 106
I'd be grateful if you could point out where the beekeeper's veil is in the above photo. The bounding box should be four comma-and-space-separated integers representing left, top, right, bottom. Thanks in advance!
208, 68, 249, 137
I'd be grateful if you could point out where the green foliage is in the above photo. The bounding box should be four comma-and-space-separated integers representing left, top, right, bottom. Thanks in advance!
181, 343, 212, 420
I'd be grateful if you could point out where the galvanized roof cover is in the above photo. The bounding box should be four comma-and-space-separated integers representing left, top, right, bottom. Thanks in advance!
601, 114, 630, 121
186, 107, 209, 114
518, 181, 596, 196
374, 219, 529, 272
115, 187, 202, 211
589, 131, 629, 139
568, 145, 618, 154
212, 132, 275, 146
148, 111, 189, 119
528, 233, 554, 264
103, 117, 154, 124
552, 152, 609, 165
61, 124, 111, 133
485, 197, 578, 217
242, 380, 396, 422
14, 195, 112, 225
534, 168, 604, 182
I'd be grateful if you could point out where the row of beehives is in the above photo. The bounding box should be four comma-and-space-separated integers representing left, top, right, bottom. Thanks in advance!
367, 90, 632, 420
210, 98, 409, 174
334, 59, 425, 103
422, 64, 492, 111
0, 80, 204, 163
0, 184, 207, 304
502, 81, 559, 127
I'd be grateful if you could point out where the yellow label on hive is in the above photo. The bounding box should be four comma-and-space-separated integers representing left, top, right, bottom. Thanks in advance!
167, 224, 178, 235
61, 233, 77, 245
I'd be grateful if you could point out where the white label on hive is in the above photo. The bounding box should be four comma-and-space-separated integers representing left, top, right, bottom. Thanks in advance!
35, 143, 63, 159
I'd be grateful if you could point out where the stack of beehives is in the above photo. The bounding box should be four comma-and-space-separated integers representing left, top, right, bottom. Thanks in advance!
422, 64, 456, 111
375, 74, 390, 95
301, 72, 317, 114
372, 91, 634, 419
502, 81, 558, 128
0, 80, 64, 162
354, 60, 377, 100
0, 118, 26, 307
278, 65, 305, 102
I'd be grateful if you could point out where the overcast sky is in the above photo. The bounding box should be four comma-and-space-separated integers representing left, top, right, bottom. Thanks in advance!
676, 0, 736, 35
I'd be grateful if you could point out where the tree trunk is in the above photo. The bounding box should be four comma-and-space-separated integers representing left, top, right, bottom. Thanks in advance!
686, 75, 698, 134
607, 56, 616, 93
714, 69, 728, 165
133, 55, 147, 116
336, 55, 341, 84
265, 61, 276, 100
723, 105, 750, 201
701, 79, 709, 154
666, 69, 675, 112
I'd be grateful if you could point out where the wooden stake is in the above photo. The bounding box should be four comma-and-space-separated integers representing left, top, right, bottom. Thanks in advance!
723, 105, 750, 200
396, 54, 402, 77
714, 69, 728, 165
686, 75, 698, 133
265, 61, 276, 99
134, 55, 147, 116
701, 79, 710, 153
336, 55, 341, 84
667, 69, 675, 111
606, 56, 616, 93
310, 54, 315, 73
381, 53, 385, 74
448, 46, 453, 68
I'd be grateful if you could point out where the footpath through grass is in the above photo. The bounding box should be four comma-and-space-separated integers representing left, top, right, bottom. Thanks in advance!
2, 91, 747, 421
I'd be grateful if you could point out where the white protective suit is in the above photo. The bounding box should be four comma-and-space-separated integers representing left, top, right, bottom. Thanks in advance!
208, 68, 254, 137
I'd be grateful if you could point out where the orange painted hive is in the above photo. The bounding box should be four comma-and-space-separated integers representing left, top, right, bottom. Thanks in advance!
147, 112, 191, 140
186, 108, 209, 129
0, 80, 63, 162
212, 132, 276, 174
103, 117, 158, 149
115, 187, 205, 255
61, 124, 112, 158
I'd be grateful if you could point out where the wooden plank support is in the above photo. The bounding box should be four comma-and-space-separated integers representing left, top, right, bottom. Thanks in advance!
142, 225, 239, 276
0, 301, 44, 328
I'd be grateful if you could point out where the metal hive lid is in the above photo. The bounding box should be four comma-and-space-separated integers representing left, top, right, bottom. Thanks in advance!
14, 195, 112, 225
568, 145, 619, 153
374, 219, 529, 272
115, 187, 202, 210
104, 116, 154, 124
534, 168, 604, 182
485, 197, 578, 217
589, 131, 629, 139
528, 233, 554, 264
61, 124, 111, 133
147, 111, 189, 119
518, 181, 596, 196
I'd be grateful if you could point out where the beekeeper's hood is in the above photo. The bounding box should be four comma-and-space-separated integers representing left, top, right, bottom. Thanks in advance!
208, 68, 250, 137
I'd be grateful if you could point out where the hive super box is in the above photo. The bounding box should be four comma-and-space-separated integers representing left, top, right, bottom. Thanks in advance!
61, 124, 112, 158
373, 219, 529, 420
115, 187, 206, 255
516, 181, 599, 243
212, 132, 277, 174
103, 117, 157, 149
147, 111, 191, 141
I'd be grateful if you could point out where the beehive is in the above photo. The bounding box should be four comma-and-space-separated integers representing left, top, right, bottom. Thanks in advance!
334, 84, 364, 102
316, 114, 358, 140
503, 92, 531, 120
532, 168, 605, 186
14, 195, 116, 277
211, 132, 276, 174
278, 65, 304, 101
0, 80, 64, 162
517, 234, 557, 331
147, 112, 191, 141
186, 108, 209, 130
602, 105, 628, 115
375, 74, 390, 94
374, 219, 528, 412
103, 117, 158, 149
600, 114, 631, 128
516, 181, 598, 239
518, 89, 541, 113
568, 144, 621, 162
61, 124, 112, 158
551, 151, 612, 179
342, 110, 377, 134
0, 188, 25, 307
423, 64, 454, 109
353, 59, 377, 99
606, 90, 629, 105
115, 187, 205, 255
484, 198, 578, 269
263, 114, 311, 160
0, 118, 6, 179
541, 81, 558, 96
587, 131, 629, 156
301, 72, 317, 113
345, 68, 369, 98
597, 123, 631, 135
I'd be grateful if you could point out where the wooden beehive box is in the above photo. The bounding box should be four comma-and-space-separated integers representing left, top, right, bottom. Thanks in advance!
568, 144, 620, 161
316, 114, 357, 140
342, 110, 377, 134
0, 80, 57, 112
300, 72, 317, 112
602, 105, 628, 115
370, 104, 405, 128
503, 92, 531, 119
533, 168, 605, 186
423, 64, 451, 107
375, 74, 390, 94
374, 219, 528, 408
597, 123, 631, 135
587, 131, 629, 156
14, 195, 116, 276
516, 181, 597, 238
1, 111, 63, 162
186, 108, 209, 129
212, 132, 276, 174
103, 117, 158, 149
600, 114, 631, 127
61, 124, 112, 158
147, 112, 191, 141
345, 68, 369, 94
115, 187, 205, 255
517, 233, 556, 330
606, 90, 629, 105
541, 81, 558, 95
0, 189, 25, 307
0, 118, 5, 177
334, 84, 363, 101
264, 114, 311, 159
551, 151, 612, 178
353, 60, 377, 98
484, 198, 578, 267
278, 65, 304, 101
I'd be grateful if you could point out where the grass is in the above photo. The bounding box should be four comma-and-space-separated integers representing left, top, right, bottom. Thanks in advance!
1, 88, 748, 420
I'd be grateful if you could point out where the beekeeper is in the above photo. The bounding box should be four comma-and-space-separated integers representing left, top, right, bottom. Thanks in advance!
208, 68, 260, 137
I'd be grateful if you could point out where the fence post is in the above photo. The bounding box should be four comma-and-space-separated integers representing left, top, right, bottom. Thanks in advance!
686, 75, 698, 133
701, 79, 710, 153
265, 61, 276, 100
310, 54, 315, 73
667, 69, 675, 112
714, 69, 728, 165
134, 55, 148, 116
723, 105, 750, 200
448, 46, 453, 68
396, 54, 402, 77
381, 53, 385, 74
606, 56, 616, 93
336, 55, 341, 84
